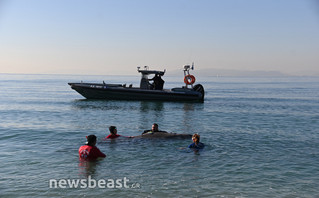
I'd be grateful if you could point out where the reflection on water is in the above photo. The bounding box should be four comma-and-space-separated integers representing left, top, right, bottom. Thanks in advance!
71, 99, 166, 112
70, 99, 205, 136
70, 99, 204, 113
78, 160, 98, 177
139, 101, 164, 112
182, 103, 195, 111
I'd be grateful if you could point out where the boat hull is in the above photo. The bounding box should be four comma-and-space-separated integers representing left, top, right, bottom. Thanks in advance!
68, 83, 204, 102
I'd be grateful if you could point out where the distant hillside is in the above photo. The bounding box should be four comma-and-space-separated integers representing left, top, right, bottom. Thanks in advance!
166, 68, 286, 77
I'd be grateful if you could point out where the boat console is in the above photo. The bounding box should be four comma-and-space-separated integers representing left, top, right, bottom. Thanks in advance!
137, 66, 165, 90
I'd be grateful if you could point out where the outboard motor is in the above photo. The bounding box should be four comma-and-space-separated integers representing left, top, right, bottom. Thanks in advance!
193, 84, 205, 101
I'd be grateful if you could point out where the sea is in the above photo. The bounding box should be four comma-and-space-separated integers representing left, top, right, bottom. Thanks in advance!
0, 74, 318, 198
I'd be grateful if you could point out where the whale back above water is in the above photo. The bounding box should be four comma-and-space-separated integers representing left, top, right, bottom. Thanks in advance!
134, 132, 192, 139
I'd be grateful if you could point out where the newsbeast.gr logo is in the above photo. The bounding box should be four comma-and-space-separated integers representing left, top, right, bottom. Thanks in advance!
49, 176, 141, 189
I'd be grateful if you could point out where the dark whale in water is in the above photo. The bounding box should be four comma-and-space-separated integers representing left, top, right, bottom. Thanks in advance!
134, 132, 192, 139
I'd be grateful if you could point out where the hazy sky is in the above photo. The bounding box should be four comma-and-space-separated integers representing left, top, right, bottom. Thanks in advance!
0, 0, 318, 75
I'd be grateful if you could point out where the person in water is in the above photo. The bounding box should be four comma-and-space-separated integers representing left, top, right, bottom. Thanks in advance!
142, 123, 167, 134
188, 134, 205, 150
79, 135, 106, 160
105, 126, 121, 139
105, 126, 134, 139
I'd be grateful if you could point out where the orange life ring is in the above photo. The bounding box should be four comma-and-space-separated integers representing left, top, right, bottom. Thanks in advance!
184, 75, 196, 85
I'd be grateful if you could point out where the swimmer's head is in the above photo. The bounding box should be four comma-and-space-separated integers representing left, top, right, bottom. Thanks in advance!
109, 126, 117, 134
152, 123, 159, 132
192, 134, 200, 143
86, 135, 97, 146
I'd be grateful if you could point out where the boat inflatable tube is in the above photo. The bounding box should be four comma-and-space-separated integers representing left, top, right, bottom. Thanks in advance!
184, 75, 196, 85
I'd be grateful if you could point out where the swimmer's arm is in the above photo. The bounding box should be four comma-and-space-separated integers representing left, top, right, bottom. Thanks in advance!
95, 147, 106, 158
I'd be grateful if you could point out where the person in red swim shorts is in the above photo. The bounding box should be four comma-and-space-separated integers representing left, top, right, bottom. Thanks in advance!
79, 135, 106, 160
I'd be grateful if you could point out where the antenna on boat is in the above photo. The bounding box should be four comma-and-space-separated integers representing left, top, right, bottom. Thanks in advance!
191, 62, 194, 70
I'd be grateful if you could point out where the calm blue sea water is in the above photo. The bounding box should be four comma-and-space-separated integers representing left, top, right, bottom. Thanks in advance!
0, 74, 318, 197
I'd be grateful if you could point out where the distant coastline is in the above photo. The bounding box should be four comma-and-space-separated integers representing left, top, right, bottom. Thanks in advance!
1, 68, 319, 77
166, 68, 319, 77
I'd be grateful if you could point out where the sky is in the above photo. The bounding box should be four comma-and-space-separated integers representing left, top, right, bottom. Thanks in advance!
0, 0, 318, 75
